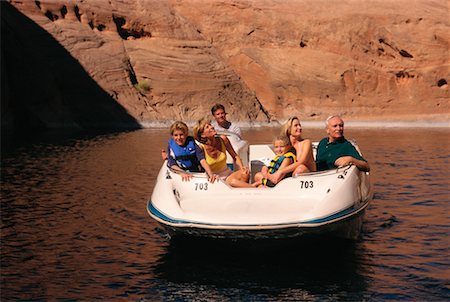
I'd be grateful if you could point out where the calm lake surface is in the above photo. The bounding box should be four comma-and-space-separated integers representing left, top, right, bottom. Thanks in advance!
1, 126, 449, 301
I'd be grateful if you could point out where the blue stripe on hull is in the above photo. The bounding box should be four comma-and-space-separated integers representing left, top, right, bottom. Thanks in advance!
147, 200, 368, 228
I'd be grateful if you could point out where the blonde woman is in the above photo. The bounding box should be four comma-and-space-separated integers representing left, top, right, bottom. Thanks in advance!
268, 116, 316, 184
194, 117, 252, 188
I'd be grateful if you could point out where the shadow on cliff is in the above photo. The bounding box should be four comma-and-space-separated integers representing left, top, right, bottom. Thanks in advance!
1, 2, 141, 142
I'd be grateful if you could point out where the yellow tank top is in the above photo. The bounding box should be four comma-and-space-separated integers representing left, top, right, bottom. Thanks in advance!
202, 139, 228, 173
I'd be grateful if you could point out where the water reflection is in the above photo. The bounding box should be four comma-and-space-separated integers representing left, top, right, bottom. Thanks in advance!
152, 237, 370, 301
1, 127, 449, 301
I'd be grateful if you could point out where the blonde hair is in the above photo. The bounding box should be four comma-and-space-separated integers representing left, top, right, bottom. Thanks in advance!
281, 116, 300, 139
273, 135, 290, 147
169, 121, 189, 136
193, 116, 211, 144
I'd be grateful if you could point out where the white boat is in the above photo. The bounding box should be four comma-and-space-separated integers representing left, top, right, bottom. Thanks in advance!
147, 133, 373, 240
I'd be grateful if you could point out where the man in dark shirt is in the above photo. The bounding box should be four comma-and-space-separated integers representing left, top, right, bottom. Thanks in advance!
316, 115, 370, 172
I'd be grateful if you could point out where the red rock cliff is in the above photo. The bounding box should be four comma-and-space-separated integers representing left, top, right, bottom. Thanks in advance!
3, 0, 449, 131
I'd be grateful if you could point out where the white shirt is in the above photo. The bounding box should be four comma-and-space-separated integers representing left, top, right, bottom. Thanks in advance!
211, 120, 242, 139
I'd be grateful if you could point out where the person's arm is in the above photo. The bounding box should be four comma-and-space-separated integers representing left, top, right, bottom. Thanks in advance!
194, 143, 206, 164
266, 157, 293, 184
199, 159, 217, 183
193, 143, 216, 183
166, 145, 193, 181
166, 146, 175, 167
334, 141, 370, 172
335, 156, 370, 172
272, 162, 295, 181
161, 149, 168, 160
169, 164, 193, 181
221, 135, 247, 171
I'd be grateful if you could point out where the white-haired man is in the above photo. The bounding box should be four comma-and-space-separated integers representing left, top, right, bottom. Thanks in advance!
316, 115, 370, 172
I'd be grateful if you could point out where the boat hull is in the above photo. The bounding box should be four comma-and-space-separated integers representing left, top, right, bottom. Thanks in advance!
148, 139, 372, 241
148, 197, 369, 240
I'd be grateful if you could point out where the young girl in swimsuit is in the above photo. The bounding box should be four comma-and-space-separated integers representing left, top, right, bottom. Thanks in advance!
193, 117, 252, 188
252, 135, 296, 187
269, 116, 316, 184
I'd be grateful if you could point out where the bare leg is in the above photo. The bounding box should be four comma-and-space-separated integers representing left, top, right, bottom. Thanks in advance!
254, 172, 264, 183
251, 180, 262, 187
261, 166, 269, 175
252, 172, 263, 187
227, 170, 253, 188
293, 164, 310, 176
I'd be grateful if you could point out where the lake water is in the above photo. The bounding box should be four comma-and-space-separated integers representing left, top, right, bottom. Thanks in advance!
1, 126, 449, 301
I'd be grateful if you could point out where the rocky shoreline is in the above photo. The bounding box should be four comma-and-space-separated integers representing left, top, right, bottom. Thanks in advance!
2, 0, 449, 133
141, 119, 449, 130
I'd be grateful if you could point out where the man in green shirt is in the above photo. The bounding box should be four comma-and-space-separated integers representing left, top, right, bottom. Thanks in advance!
316, 115, 370, 172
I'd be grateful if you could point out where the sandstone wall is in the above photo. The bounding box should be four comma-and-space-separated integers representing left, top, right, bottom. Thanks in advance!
3, 0, 449, 132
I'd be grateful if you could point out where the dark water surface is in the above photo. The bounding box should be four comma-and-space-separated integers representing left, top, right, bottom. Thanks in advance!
1, 127, 449, 301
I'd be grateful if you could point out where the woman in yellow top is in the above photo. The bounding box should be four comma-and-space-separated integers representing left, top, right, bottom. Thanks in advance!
194, 117, 252, 188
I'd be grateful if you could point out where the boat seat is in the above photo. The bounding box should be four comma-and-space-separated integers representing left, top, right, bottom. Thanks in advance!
250, 158, 272, 183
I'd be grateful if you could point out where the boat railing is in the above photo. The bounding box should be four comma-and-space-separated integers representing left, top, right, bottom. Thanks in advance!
166, 166, 208, 178
165, 156, 360, 187
165, 166, 232, 186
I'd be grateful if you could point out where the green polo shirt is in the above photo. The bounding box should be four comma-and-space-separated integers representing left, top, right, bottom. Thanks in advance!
315, 137, 366, 171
